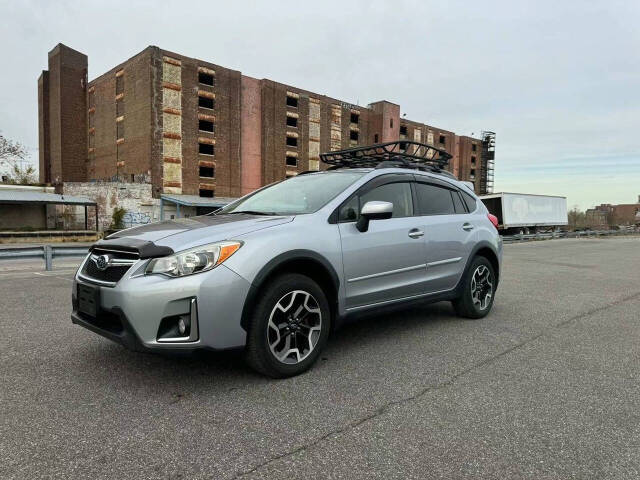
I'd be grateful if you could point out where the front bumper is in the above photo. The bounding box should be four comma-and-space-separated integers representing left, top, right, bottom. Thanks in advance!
72, 262, 251, 352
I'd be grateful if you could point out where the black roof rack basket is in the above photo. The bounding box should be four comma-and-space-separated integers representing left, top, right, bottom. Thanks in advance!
320, 141, 453, 174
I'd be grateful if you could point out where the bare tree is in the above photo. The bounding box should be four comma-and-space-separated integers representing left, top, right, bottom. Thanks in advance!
0, 132, 28, 163
568, 206, 586, 230
0, 132, 37, 184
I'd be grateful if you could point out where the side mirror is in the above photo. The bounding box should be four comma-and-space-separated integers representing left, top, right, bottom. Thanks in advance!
356, 201, 393, 232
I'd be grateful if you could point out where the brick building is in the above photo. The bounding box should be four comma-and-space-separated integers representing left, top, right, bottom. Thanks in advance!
585, 196, 640, 228
38, 43, 495, 200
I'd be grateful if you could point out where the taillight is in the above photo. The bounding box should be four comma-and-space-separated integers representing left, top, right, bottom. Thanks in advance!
487, 213, 499, 230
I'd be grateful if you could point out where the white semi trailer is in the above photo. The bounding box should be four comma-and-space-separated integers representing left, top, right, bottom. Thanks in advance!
479, 192, 568, 234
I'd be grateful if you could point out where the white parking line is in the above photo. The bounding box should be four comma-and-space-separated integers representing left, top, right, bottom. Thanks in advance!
0, 270, 76, 281
33, 272, 74, 282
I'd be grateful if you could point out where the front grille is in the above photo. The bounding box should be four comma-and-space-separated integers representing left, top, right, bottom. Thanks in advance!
80, 249, 139, 285
83, 261, 132, 283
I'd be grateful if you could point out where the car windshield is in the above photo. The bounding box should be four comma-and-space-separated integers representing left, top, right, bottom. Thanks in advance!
218, 171, 365, 215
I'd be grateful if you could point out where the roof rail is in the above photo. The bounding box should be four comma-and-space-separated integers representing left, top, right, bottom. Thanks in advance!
319, 141, 453, 176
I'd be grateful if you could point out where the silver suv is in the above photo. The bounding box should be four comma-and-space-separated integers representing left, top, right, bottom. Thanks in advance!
72, 143, 502, 377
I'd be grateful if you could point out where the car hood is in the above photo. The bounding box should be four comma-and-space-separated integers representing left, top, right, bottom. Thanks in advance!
106, 214, 293, 250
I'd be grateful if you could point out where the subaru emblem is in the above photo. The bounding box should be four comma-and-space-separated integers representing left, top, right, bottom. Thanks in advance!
94, 254, 110, 271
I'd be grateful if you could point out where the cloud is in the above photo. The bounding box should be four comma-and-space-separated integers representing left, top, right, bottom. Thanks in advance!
0, 0, 638, 209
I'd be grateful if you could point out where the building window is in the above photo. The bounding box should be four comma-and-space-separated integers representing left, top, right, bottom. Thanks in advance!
199, 96, 214, 109
198, 72, 215, 86
286, 95, 298, 108
286, 136, 297, 147
472, 144, 477, 152
199, 120, 214, 132
470, 169, 476, 177
350, 130, 358, 141
199, 166, 215, 178
374, 134, 379, 143
471, 156, 476, 164
116, 121, 124, 140
116, 75, 124, 95
199, 189, 214, 198
350, 112, 359, 124
286, 155, 297, 167
390, 118, 393, 129
439, 135, 446, 145
286, 116, 298, 128
399, 125, 407, 135
199, 143, 215, 155
116, 100, 124, 116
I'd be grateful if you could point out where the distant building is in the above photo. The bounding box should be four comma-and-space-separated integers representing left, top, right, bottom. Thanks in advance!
586, 196, 640, 227
38, 43, 495, 199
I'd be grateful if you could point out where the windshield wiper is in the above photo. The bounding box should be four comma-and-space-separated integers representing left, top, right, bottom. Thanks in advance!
226, 210, 278, 216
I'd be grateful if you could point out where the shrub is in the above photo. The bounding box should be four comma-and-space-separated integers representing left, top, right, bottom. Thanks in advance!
111, 207, 127, 230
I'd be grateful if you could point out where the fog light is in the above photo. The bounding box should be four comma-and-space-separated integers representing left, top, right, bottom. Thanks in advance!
156, 298, 198, 343
178, 317, 188, 335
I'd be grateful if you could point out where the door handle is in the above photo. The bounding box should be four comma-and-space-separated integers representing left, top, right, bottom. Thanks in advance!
408, 229, 424, 239
462, 223, 474, 231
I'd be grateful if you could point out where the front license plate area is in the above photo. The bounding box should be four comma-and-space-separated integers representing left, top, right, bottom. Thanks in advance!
78, 283, 100, 318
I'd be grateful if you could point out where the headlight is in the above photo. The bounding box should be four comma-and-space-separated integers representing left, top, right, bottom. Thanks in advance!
145, 241, 242, 277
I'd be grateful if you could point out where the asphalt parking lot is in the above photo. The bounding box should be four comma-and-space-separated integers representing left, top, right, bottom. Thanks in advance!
1, 237, 639, 479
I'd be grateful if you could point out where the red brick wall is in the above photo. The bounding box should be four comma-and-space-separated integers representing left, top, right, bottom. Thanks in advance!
38, 43, 493, 199
87, 48, 154, 184
369, 101, 400, 142
46, 44, 88, 184
240, 76, 263, 195
260, 80, 379, 183
160, 49, 243, 198
37, 71, 50, 184
455, 136, 482, 193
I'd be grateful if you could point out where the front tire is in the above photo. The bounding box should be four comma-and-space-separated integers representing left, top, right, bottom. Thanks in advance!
452, 256, 496, 319
244, 274, 331, 378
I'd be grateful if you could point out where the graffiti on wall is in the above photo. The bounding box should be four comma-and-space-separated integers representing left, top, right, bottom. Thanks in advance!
122, 211, 152, 228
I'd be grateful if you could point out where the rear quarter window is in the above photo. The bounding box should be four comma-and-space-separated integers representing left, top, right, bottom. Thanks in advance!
460, 190, 478, 212
451, 190, 466, 214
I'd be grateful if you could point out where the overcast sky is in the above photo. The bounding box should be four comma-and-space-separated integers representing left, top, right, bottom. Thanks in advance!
1, 0, 638, 209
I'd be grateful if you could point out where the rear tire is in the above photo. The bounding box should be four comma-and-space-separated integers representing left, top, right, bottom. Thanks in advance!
244, 273, 331, 378
452, 256, 496, 319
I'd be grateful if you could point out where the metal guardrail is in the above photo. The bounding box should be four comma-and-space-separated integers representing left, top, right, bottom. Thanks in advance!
0, 245, 88, 270
0, 230, 637, 270
502, 230, 639, 243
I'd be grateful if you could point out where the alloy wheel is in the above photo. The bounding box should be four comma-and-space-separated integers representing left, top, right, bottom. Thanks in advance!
267, 290, 322, 364
471, 265, 493, 310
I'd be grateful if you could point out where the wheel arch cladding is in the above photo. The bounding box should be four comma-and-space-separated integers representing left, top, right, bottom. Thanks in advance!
240, 250, 340, 331
474, 246, 500, 285
455, 241, 500, 295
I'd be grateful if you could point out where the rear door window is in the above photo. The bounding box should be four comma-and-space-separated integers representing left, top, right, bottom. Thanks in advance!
414, 182, 455, 215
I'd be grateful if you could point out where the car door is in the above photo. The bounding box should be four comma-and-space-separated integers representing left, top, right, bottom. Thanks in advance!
338, 175, 427, 309
413, 178, 478, 293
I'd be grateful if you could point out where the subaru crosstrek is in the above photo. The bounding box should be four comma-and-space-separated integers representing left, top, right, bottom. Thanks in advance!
72, 142, 502, 377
